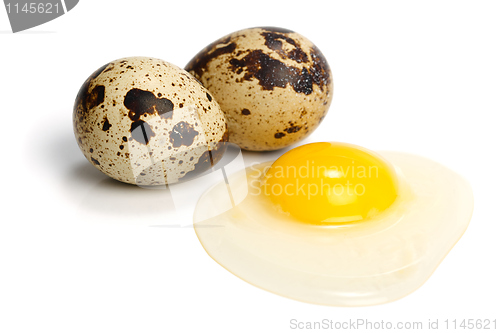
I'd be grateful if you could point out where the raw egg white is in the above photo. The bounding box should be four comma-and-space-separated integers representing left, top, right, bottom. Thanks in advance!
193, 142, 473, 306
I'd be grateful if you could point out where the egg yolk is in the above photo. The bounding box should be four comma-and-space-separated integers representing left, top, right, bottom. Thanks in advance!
262, 142, 399, 224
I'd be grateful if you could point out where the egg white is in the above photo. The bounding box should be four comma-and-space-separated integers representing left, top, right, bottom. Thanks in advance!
193, 151, 473, 307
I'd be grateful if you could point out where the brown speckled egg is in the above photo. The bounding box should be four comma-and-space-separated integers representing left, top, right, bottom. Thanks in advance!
185, 27, 333, 151
73, 56, 228, 186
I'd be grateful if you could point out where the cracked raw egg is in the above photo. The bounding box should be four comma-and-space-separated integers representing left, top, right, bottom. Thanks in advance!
73, 57, 228, 186
185, 27, 333, 151
193, 142, 473, 306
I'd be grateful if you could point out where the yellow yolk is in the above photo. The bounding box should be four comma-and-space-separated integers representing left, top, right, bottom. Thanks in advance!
262, 142, 399, 224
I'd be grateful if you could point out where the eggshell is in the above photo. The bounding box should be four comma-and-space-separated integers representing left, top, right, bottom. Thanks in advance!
185, 27, 333, 151
73, 56, 228, 186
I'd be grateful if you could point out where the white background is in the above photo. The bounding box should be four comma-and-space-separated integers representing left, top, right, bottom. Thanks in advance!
1, 1, 499, 332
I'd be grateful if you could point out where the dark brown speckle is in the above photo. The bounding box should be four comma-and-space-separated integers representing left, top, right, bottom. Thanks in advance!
169, 122, 199, 148
124, 88, 174, 121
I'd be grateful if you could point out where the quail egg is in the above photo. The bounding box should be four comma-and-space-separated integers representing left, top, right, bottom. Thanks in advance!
185, 27, 333, 151
73, 56, 228, 186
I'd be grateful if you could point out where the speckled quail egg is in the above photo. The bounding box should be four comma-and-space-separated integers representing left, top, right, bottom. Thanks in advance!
185, 27, 333, 151
73, 56, 228, 186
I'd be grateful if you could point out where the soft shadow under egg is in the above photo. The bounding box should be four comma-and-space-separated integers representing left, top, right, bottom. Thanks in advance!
65, 160, 176, 220
73, 143, 246, 225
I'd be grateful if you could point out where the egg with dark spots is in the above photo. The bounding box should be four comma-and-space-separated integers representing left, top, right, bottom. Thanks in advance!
185, 27, 333, 151
73, 57, 228, 185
